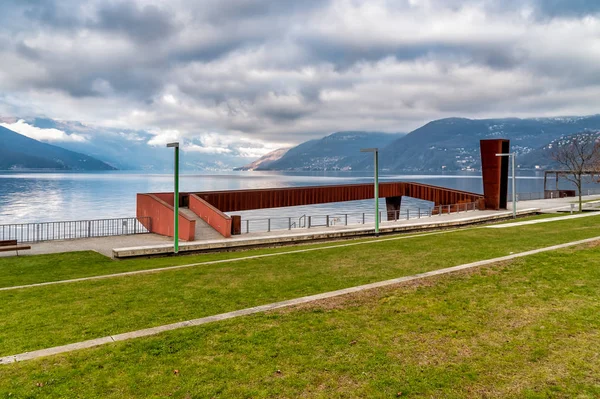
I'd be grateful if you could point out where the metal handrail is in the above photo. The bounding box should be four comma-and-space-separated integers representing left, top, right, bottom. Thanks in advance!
298, 214, 306, 228
239, 201, 480, 234
515, 187, 600, 201
0, 217, 151, 243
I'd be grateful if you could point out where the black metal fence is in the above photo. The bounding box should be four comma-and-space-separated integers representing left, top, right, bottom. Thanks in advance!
0, 217, 151, 243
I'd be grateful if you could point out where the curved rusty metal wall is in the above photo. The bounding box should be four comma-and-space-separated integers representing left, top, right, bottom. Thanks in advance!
139, 181, 485, 238
173, 181, 484, 213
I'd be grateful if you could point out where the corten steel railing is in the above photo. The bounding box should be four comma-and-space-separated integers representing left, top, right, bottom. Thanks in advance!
240, 202, 480, 234
0, 217, 151, 243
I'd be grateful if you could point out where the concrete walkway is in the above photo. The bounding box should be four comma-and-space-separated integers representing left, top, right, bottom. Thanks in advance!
487, 212, 600, 229
514, 194, 600, 213
2, 234, 598, 365
112, 207, 540, 258
4, 194, 599, 259
0, 233, 171, 258
1, 208, 535, 259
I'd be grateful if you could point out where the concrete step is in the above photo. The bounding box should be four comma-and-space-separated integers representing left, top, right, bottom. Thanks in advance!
179, 207, 224, 241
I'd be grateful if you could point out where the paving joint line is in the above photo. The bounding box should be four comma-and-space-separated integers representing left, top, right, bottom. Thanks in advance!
2, 235, 599, 365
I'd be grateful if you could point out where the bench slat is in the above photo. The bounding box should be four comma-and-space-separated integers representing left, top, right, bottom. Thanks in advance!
0, 245, 31, 252
0, 240, 18, 246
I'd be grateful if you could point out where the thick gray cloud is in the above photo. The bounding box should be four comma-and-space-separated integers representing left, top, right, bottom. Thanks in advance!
1, 0, 600, 155
93, 2, 178, 43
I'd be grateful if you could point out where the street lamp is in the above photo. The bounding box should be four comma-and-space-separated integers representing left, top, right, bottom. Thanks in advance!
496, 152, 516, 219
361, 148, 379, 236
167, 142, 180, 253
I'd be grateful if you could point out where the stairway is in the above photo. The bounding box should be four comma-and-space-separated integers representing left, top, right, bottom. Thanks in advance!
179, 207, 224, 241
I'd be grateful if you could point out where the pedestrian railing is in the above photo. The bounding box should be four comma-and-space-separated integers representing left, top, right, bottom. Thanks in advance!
0, 217, 151, 243
509, 187, 600, 202
240, 201, 480, 234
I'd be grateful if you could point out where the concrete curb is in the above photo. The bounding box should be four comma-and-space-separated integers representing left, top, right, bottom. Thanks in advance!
112, 208, 540, 258
2, 234, 598, 365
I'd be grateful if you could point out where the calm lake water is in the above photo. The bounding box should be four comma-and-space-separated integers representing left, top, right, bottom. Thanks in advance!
0, 170, 583, 225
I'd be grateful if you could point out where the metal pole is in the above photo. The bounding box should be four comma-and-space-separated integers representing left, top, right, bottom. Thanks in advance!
374, 151, 379, 236
174, 146, 179, 252
512, 153, 516, 219
167, 142, 180, 253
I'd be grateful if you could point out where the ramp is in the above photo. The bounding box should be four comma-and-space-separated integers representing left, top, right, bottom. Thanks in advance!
179, 208, 223, 241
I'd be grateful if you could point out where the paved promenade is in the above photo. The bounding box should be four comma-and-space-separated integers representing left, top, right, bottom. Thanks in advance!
2, 194, 599, 258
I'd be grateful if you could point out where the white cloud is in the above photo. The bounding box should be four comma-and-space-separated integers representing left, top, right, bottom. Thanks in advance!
1, 119, 87, 142
2, 0, 600, 150
185, 143, 232, 154
146, 129, 182, 146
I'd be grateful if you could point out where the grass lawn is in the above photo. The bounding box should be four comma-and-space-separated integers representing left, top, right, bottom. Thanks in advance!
1, 242, 600, 397
0, 214, 558, 288
0, 216, 599, 357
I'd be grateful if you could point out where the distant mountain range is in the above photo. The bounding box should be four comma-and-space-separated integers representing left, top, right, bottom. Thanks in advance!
5, 114, 600, 173
2, 117, 253, 171
242, 131, 406, 171
519, 130, 600, 169
239, 115, 600, 172
369, 116, 600, 172
0, 126, 115, 171
234, 148, 290, 171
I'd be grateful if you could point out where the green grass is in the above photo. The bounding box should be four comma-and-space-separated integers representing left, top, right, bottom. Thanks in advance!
0, 216, 599, 357
2, 242, 600, 397
0, 213, 576, 288
493, 212, 558, 224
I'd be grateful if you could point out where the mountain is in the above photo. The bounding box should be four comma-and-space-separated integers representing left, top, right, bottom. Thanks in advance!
0, 126, 116, 171
234, 148, 290, 171
258, 131, 405, 171
7, 118, 251, 171
356, 115, 600, 172
519, 130, 600, 169
27, 118, 209, 171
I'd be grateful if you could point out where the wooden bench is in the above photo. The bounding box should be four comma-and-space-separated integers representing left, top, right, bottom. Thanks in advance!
0, 240, 31, 255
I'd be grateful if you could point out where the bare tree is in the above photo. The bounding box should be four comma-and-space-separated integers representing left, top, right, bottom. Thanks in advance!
551, 131, 600, 211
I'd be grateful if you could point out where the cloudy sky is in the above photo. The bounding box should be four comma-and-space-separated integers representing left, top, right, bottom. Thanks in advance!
1, 0, 600, 156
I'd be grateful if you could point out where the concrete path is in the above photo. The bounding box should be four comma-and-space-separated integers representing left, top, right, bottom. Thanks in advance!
0, 233, 171, 258
514, 194, 600, 213
4, 194, 599, 259
2, 234, 599, 365
113, 208, 540, 258
2, 208, 534, 259
487, 212, 600, 229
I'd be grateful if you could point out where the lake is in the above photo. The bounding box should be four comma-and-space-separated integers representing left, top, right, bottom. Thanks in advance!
0, 170, 583, 225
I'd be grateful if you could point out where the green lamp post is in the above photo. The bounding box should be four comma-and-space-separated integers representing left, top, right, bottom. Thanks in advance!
361, 148, 380, 236
167, 142, 180, 253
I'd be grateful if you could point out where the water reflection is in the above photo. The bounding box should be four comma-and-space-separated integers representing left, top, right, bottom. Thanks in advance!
0, 170, 587, 224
